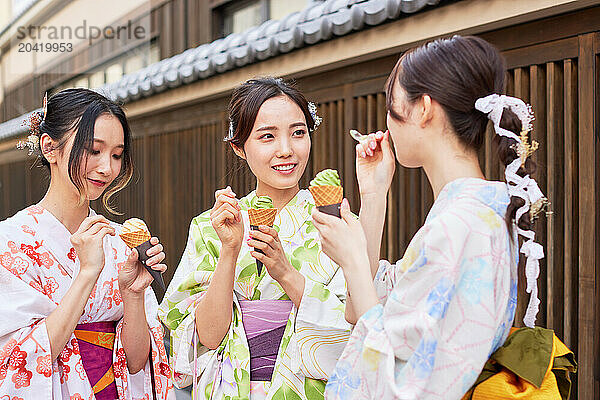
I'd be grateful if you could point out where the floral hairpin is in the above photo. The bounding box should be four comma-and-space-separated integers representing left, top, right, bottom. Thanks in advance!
530, 197, 552, 220
17, 92, 47, 156
308, 102, 322, 132
511, 128, 539, 168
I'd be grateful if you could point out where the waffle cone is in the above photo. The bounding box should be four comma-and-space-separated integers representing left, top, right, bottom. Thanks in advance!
309, 185, 343, 207
119, 230, 151, 248
248, 208, 277, 226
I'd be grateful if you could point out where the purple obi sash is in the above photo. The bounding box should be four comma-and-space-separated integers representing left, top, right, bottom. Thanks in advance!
239, 300, 293, 381
74, 321, 118, 400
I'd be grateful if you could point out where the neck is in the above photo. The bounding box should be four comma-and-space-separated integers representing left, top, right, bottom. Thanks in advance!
422, 139, 485, 199
255, 182, 300, 211
39, 178, 90, 234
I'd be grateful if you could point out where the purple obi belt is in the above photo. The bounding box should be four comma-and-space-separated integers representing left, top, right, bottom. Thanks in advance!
74, 321, 118, 400
239, 300, 293, 381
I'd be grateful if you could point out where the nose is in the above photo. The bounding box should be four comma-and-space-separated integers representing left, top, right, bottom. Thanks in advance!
276, 136, 293, 158
96, 154, 112, 176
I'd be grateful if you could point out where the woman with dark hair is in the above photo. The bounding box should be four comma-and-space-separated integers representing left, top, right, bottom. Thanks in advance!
159, 77, 351, 399
311, 36, 554, 399
0, 89, 173, 399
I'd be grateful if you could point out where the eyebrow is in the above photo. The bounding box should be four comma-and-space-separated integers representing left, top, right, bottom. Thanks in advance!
255, 122, 307, 132
94, 138, 125, 148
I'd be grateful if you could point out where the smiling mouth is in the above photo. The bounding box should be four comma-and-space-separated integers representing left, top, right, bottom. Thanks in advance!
272, 164, 297, 174
88, 178, 107, 187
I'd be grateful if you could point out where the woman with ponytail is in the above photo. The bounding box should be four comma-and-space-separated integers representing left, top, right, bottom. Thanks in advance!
312, 36, 573, 399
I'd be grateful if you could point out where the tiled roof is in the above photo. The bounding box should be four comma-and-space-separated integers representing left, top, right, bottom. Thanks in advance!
0, 0, 440, 141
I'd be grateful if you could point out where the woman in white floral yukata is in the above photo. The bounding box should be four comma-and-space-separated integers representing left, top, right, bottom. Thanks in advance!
0, 89, 174, 400
312, 36, 550, 399
159, 77, 352, 400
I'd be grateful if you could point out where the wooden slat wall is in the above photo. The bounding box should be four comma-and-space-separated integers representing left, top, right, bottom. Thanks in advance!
1, 25, 599, 399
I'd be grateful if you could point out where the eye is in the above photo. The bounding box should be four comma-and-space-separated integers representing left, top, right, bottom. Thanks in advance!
293, 129, 306, 136
259, 133, 274, 140
89, 149, 100, 155
112, 153, 123, 160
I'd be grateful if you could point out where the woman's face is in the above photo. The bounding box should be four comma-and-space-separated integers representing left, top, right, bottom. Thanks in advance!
236, 95, 311, 193
386, 82, 424, 168
53, 114, 125, 201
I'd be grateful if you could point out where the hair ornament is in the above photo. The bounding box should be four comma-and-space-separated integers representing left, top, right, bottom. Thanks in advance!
224, 118, 235, 142
476, 93, 549, 328
511, 129, 539, 168
308, 102, 322, 132
17, 92, 47, 156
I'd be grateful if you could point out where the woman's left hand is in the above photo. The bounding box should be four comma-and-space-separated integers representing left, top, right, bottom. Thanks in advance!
311, 199, 369, 273
118, 237, 167, 296
248, 226, 295, 283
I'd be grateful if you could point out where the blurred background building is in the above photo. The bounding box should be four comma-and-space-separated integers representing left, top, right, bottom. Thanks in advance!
0, 1, 598, 397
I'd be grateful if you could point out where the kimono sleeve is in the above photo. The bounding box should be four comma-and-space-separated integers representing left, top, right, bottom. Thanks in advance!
157, 214, 220, 388
294, 260, 352, 379
330, 211, 507, 399
0, 241, 54, 398
114, 283, 175, 399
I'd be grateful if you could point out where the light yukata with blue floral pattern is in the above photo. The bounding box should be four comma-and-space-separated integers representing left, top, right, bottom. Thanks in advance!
159, 189, 352, 400
325, 178, 518, 400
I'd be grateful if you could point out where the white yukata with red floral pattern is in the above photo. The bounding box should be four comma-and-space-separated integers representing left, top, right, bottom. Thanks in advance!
0, 205, 175, 400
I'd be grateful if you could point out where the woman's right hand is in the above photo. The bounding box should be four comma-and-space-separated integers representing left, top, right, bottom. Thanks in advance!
210, 186, 244, 251
70, 215, 116, 279
355, 130, 396, 196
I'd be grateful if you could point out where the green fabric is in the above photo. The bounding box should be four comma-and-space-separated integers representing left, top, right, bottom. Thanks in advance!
493, 327, 554, 387
467, 327, 577, 400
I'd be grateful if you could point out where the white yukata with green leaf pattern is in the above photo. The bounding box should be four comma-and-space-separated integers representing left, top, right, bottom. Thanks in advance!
158, 189, 352, 400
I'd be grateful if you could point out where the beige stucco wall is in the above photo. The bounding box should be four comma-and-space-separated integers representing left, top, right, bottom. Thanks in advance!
0, 0, 150, 89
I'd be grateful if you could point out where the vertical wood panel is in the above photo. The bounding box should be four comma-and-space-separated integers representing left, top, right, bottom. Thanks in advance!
577, 32, 596, 399
511, 67, 529, 328
545, 61, 564, 335
562, 59, 578, 351
530, 64, 548, 326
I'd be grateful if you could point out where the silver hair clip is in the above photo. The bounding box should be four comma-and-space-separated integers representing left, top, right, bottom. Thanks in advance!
224, 119, 234, 142
308, 102, 322, 132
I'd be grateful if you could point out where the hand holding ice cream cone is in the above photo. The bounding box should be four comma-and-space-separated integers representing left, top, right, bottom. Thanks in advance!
309, 169, 343, 217
119, 218, 166, 290
248, 195, 277, 275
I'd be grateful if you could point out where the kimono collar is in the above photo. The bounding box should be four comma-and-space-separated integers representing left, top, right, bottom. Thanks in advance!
427, 178, 510, 224
23, 205, 99, 278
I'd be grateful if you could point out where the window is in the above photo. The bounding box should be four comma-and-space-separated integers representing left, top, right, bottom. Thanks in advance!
105, 63, 123, 84
222, 0, 266, 37
73, 77, 89, 89
12, 0, 30, 16
269, 0, 309, 21
54, 42, 160, 92
219, 0, 312, 38
89, 70, 105, 89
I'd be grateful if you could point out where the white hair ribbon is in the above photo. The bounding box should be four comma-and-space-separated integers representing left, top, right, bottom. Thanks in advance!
476, 94, 546, 328
474, 94, 534, 143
